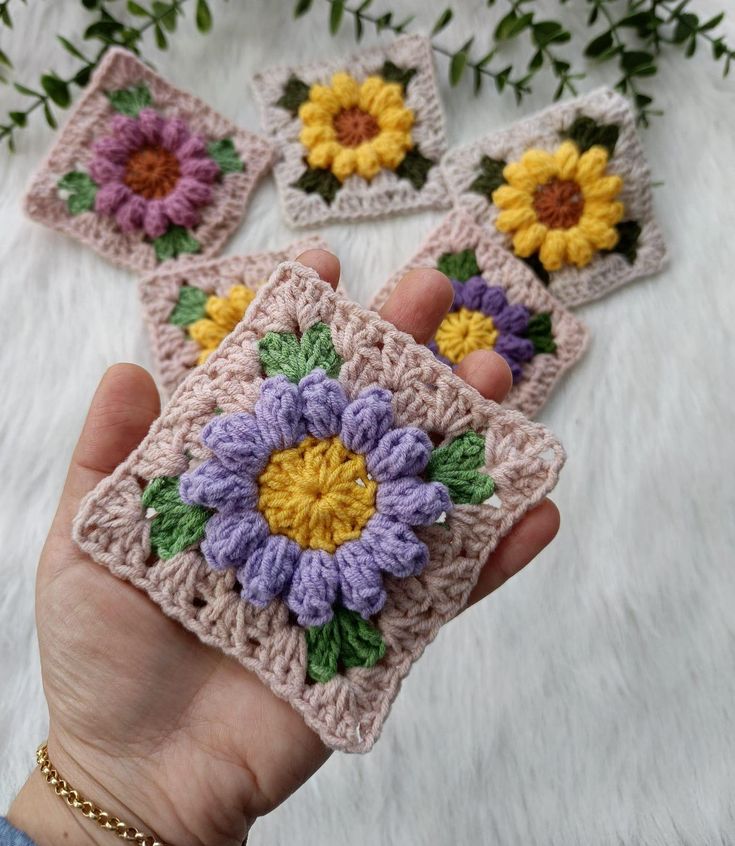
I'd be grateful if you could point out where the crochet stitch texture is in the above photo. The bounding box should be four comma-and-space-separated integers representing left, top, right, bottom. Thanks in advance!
73, 261, 565, 752
139, 236, 326, 396
24, 48, 273, 272
251, 35, 449, 227
371, 210, 589, 418
440, 88, 667, 306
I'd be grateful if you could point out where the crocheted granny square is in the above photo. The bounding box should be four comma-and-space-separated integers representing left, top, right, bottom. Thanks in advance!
74, 261, 565, 753
140, 236, 327, 397
371, 211, 589, 418
251, 34, 449, 227
24, 48, 273, 273
441, 88, 667, 306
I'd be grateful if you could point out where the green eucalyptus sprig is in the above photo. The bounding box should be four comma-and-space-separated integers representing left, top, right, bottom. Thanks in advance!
0, 0, 215, 151
296, 0, 734, 125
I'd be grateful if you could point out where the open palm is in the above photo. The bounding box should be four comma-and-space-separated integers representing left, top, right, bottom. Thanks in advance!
19, 251, 559, 846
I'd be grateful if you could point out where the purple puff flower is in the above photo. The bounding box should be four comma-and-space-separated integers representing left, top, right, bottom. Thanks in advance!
180, 370, 451, 626
431, 274, 536, 383
90, 108, 220, 239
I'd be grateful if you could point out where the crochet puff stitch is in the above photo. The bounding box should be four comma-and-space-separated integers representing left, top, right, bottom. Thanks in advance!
74, 261, 565, 752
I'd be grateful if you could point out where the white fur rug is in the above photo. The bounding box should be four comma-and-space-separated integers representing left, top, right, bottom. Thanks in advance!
2, 2, 734, 844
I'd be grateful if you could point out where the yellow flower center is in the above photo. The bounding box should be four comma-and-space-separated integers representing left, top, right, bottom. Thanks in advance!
435, 308, 499, 365
333, 106, 380, 147
258, 436, 377, 553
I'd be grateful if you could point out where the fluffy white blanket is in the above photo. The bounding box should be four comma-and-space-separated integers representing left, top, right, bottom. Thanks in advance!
1, 2, 734, 843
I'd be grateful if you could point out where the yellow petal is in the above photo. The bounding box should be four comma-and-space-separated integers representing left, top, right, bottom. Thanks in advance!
503, 161, 538, 194
228, 284, 256, 315
358, 76, 386, 112
299, 123, 336, 149
205, 293, 245, 332
578, 216, 619, 249
298, 102, 333, 126
188, 318, 228, 351
576, 146, 609, 185
377, 105, 414, 132
565, 227, 594, 267
519, 148, 557, 183
512, 222, 548, 257
372, 130, 411, 169
492, 184, 533, 210
582, 174, 622, 201
355, 143, 381, 180
495, 206, 537, 232
554, 140, 580, 180
197, 348, 213, 366
306, 140, 341, 170
331, 147, 357, 181
369, 82, 404, 114
582, 199, 624, 226
331, 72, 360, 109
307, 84, 341, 114
538, 229, 568, 271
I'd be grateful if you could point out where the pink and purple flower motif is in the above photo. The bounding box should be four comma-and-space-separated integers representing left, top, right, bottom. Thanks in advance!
90, 107, 220, 239
429, 275, 536, 382
179, 370, 451, 626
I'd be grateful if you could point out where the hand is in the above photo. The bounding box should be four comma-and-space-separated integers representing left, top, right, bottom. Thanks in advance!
8, 251, 560, 846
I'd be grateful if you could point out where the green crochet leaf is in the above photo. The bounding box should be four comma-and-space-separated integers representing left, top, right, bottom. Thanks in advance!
169, 285, 208, 327
105, 83, 153, 117
437, 249, 480, 282
306, 607, 386, 683
562, 115, 620, 155
207, 138, 245, 174
469, 155, 507, 199
276, 74, 311, 115
258, 322, 342, 382
141, 476, 212, 560
153, 225, 201, 262
395, 147, 433, 189
525, 312, 557, 355
426, 431, 495, 506
380, 60, 417, 91
57, 171, 97, 215
607, 220, 641, 264
292, 166, 341, 205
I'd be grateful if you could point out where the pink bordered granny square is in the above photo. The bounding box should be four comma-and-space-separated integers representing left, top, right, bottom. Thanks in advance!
74, 261, 565, 753
140, 236, 328, 397
371, 210, 589, 418
441, 88, 667, 306
251, 34, 449, 227
24, 47, 273, 273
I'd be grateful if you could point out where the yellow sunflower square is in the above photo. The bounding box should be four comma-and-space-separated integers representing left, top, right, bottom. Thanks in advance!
441, 88, 667, 306
252, 34, 450, 227
139, 236, 327, 396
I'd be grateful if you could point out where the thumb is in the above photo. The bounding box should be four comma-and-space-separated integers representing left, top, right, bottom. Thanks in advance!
42, 364, 160, 573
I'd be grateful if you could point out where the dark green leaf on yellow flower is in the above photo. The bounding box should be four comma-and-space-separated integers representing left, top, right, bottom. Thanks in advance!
292, 165, 341, 204
525, 312, 557, 354
276, 74, 311, 115
153, 225, 201, 262
306, 607, 386, 683
562, 114, 620, 155
57, 171, 98, 215
426, 431, 495, 505
106, 82, 153, 117
141, 476, 212, 560
207, 138, 245, 174
606, 219, 641, 264
522, 253, 551, 285
437, 249, 480, 282
469, 155, 507, 198
395, 147, 433, 189
380, 60, 417, 91
169, 285, 208, 327
258, 322, 342, 382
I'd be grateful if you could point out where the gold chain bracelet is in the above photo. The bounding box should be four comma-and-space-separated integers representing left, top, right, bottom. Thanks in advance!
35, 743, 168, 846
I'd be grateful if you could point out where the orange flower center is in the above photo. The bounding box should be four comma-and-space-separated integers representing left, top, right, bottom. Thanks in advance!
333, 107, 380, 148
124, 145, 181, 199
533, 178, 584, 229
